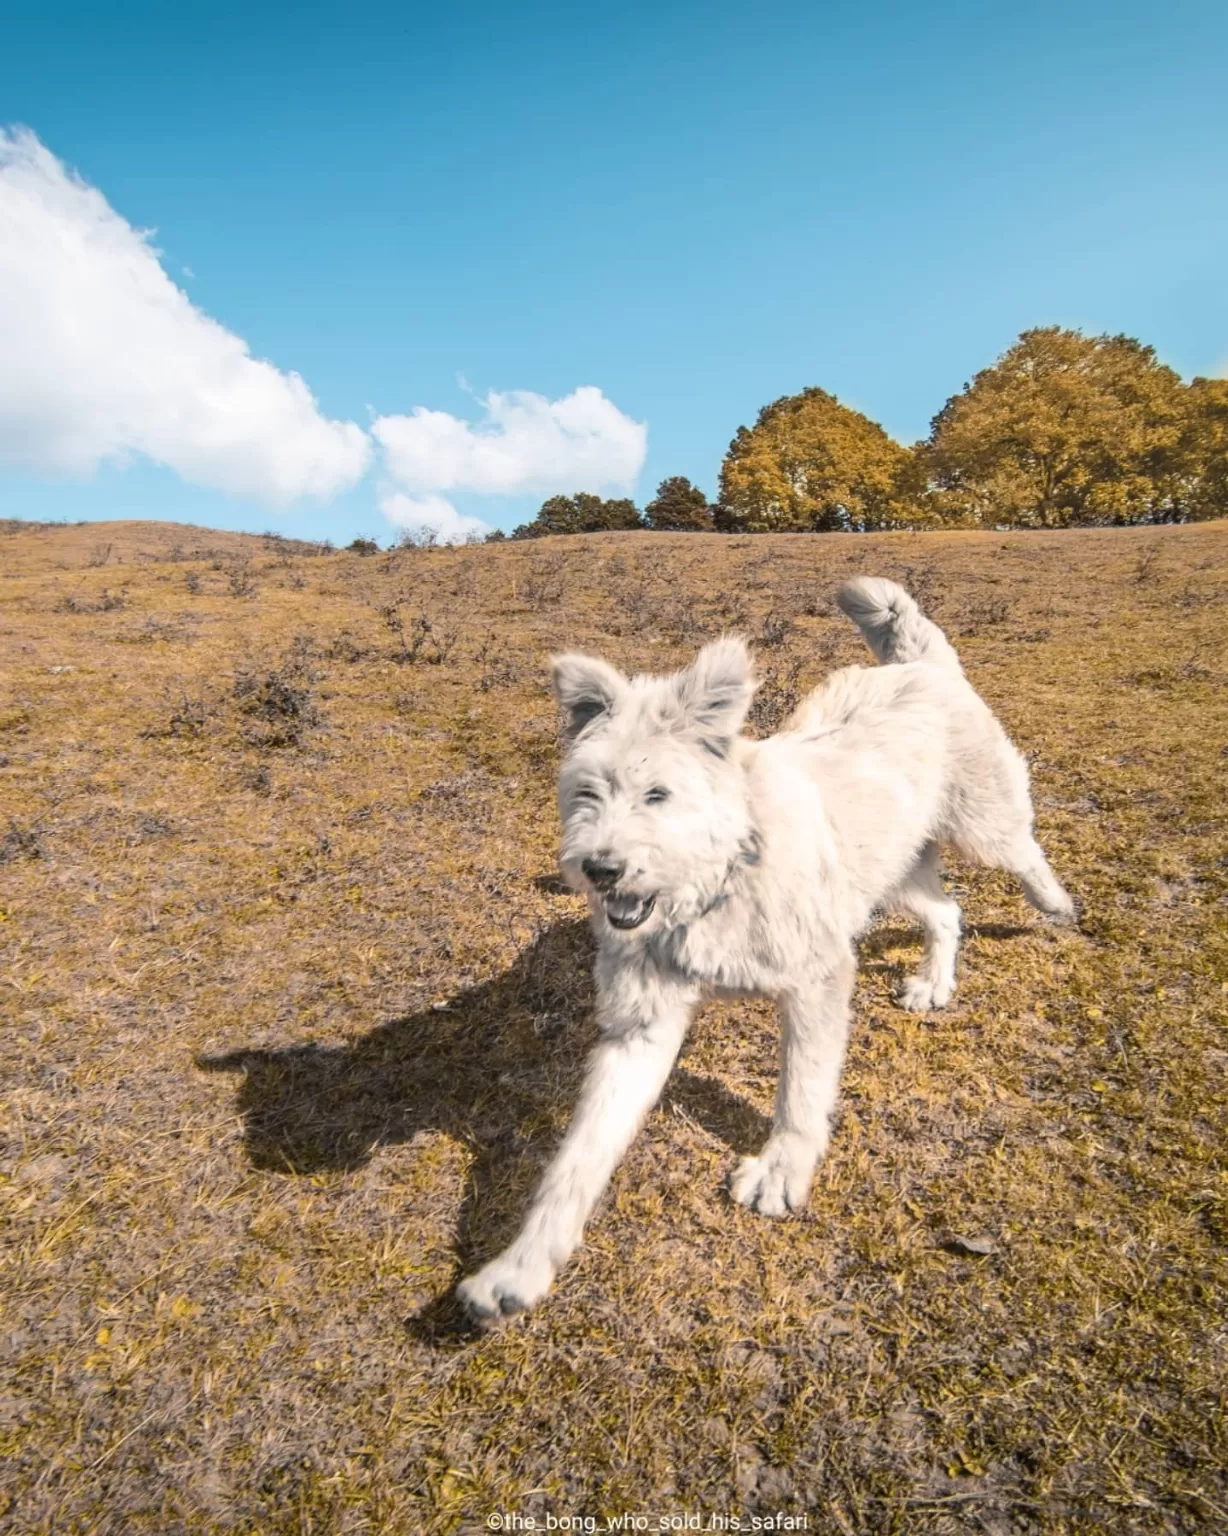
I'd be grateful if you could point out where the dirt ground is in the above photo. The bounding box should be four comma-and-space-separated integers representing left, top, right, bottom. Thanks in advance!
1, 517, 1225, 1534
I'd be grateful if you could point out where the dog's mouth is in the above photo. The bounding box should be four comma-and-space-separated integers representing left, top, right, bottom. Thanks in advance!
602, 890, 657, 930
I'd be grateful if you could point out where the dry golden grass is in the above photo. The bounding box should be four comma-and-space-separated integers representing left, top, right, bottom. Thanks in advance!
1, 515, 1225, 1534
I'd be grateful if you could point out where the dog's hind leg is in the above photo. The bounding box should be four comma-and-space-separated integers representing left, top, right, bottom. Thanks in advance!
887, 841, 962, 1012
730, 949, 855, 1218
1000, 834, 1077, 926
945, 728, 1077, 927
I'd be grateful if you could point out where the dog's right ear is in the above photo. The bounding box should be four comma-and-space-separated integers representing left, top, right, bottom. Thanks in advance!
551, 653, 626, 740
670, 635, 756, 754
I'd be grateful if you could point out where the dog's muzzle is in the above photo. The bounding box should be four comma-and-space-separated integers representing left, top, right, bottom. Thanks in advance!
575, 857, 656, 930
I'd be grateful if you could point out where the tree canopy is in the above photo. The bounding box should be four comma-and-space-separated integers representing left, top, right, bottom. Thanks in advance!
512, 493, 643, 538
1182, 376, 1228, 524
923, 328, 1207, 527
717, 387, 925, 532
643, 476, 716, 530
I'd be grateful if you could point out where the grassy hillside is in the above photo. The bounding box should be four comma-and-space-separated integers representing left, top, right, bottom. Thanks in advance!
2, 517, 1225, 1534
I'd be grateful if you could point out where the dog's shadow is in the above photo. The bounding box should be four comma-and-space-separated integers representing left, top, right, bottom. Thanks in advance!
199, 917, 767, 1338
858, 920, 1033, 983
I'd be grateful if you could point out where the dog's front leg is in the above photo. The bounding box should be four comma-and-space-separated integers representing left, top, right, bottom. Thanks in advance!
457, 978, 695, 1320
731, 951, 855, 1218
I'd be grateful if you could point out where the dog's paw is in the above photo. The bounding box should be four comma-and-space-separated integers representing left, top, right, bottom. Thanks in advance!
897, 974, 953, 1013
456, 1250, 556, 1323
730, 1140, 815, 1218
1040, 895, 1079, 928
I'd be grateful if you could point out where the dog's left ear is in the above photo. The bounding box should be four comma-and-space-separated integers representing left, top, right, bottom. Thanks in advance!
672, 636, 756, 754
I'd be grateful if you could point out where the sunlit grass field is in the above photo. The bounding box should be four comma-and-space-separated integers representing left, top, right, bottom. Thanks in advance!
2, 516, 1225, 1534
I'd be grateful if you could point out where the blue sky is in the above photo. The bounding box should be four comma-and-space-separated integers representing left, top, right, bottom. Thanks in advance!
1, 0, 1226, 542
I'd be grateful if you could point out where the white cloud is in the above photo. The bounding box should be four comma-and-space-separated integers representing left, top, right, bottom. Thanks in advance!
0, 128, 649, 531
0, 128, 370, 503
379, 491, 492, 545
372, 386, 647, 497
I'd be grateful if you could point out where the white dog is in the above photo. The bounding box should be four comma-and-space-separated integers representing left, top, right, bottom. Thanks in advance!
457, 578, 1074, 1319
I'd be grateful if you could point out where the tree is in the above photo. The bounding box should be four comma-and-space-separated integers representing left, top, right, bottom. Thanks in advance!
1181, 376, 1228, 523
643, 476, 716, 531
512, 493, 643, 538
717, 387, 925, 532
923, 327, 1192, 528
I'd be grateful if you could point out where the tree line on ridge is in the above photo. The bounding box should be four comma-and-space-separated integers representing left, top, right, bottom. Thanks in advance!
502, 327, 1228, 538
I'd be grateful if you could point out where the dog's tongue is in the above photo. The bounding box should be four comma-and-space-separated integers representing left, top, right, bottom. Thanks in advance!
604, 891, 654, 929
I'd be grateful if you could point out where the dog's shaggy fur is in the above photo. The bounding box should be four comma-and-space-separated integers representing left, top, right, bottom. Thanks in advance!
457, 579, 1075, 1319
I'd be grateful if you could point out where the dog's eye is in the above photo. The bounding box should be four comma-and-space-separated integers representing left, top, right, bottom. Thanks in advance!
573, 787, 601, 805
645, 786, 670, 805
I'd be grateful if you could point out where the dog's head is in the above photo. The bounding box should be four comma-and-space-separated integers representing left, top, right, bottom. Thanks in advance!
551, 637, 757, 936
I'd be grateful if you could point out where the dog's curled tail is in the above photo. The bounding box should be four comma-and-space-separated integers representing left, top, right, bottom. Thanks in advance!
837, 577, 963, 672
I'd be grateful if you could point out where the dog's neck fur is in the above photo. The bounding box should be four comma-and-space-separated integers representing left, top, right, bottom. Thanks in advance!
602, 812, 774, 994
695, 825, 762, 916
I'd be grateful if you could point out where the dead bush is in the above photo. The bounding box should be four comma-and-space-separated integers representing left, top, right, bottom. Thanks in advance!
715, 592, 750, 630
758, 610, 794, 649
234, 661, 320, 749
323, 630, 370, 663
382, 603, 463, 665
395, 526, 439, 550
226, 560, 258, 599
961, 595, 1011, 634
0, 820, 46, 862
54, 585, 127, 614
239, 762, 272, 794
474, 632, 520, 690
746, 654, 806, 736
519, 558, 565, 609
1134, 545, 1161, 584
897, 562, 941, 616
141, 691, 213, 741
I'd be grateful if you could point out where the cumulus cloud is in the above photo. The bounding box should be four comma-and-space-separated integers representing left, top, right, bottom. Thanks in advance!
373, 386, 647, 497
379, 491, 492, 545
0, 128, 649, 534
0, 128, 370, 502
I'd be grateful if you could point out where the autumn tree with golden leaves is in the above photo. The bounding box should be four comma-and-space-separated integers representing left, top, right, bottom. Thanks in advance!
1181, 375, 1228, 524
922, 327, 1220, 528
717, 387, 928, 533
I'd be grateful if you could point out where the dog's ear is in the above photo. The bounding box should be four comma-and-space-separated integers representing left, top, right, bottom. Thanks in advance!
551, 653, 626, 740
671, 636, 756, 754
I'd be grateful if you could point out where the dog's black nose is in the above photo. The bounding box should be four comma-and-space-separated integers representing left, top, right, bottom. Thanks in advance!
582, 856, 625, 888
